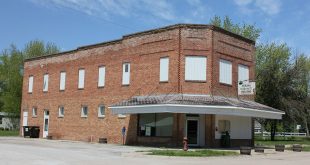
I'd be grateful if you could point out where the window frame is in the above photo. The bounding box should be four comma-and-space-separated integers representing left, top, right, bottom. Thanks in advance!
43, 73, 49, 92
238, 64, 249, 83
185, 56, 207, 82
219, 59, 233, 85
98, 66, 106, 88
78, 68, 85, 89
98, 104, 105, 118
81, 106, 88, 118
122, 63, 130, 85
59, 71, 66, 91
28, 75, 34, 93
58, 106, 64, 118
159, 57, 169, 82
32, 107, 37, 117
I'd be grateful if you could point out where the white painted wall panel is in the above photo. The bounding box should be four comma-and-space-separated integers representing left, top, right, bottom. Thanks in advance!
78, 69, 85, 89
98, 66, 105, 87
219, 59, 232, 85
185, 56, 207, 81
43, 74, 49, 92
60, 72, 66, 90
215, 115, 252, 139
28, 76, 33, 93
122, 63, 130, 85
238, 64, 249, 82
160, 57, 169, 82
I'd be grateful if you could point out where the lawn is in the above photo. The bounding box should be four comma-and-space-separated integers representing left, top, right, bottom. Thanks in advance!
0, 130, 19, 136
255, 136, 310, 147
145, 149, 239, 157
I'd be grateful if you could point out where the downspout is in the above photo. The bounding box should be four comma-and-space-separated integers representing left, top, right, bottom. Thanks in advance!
176, 26, 182, 146
210, 27, 215, 147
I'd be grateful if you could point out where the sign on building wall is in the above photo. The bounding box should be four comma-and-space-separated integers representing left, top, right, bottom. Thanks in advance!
238, 80, 255, 95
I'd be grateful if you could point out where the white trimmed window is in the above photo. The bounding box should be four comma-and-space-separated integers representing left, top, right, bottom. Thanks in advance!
28, 76, 34, 93
78, 69, 85, 89
98, 105, 105, 117
81, 106, 88, 117
58, 106, 64, 117
43, 74, 49, 92
32, 107, 37, 117
219, 59, 232, 85
185, 56, 207, 81
59, 72, 66, 91
160, 57, 169, 82
98, 66, 106, 87
238, 64, 249, 82
122, 63, 130, 85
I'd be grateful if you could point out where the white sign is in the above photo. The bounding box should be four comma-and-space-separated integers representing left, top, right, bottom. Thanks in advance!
238, 80, 255, 95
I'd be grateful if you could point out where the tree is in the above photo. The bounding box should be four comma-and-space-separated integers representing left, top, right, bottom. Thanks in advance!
0, 40, 60, 118
210, 15, 262, 41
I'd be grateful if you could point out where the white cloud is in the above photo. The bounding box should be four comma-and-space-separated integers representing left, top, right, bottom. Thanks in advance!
233, 0, 281, 15
29, 0, 177, 21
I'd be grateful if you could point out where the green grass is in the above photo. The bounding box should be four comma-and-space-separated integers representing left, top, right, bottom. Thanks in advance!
0, 130, 19, 136
255, 136, 310, 146
145, 149, 239, 157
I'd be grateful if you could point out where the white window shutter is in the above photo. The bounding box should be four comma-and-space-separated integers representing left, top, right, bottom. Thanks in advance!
219, 59, 232, 85
28, 76, 33, 93
160, 57, 169, 82
43, 74, 49, 92
185, 56, 207, 81
78, 69, 85, 89
238, 64, 249, 82
122, 63, 130, 85
98, 66, 105, 87
60, 72, 66, 90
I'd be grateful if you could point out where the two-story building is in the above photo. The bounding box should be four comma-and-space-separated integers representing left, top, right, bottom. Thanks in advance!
20, 24, 284, 147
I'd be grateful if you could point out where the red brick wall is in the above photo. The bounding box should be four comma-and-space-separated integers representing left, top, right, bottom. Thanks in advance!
20, 25, 255, 146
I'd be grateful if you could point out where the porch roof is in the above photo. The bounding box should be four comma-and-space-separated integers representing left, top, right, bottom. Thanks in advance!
108, 94, 285, 119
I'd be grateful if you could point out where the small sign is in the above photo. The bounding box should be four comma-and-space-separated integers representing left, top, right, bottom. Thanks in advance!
238, 80, 255, 95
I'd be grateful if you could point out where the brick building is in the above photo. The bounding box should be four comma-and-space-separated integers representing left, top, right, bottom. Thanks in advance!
20, 24, 284, 147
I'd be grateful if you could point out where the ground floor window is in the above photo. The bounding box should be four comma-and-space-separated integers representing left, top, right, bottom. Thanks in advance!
138, 113, 173, 137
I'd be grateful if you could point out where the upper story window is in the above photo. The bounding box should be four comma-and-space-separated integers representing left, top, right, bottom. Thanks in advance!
28, 76, 34, 93
81, 106, 88, 118
32, 107, 37, 117
238, 64, 249, 82
98, 104, 105, 118
59, 72, 66, 91
219, 59, 232, 85
122, 63, 130, 85
160, 57, 169, 82
58, 106, 64, 117
78, 69, 85, 89
185, 56, 207, 81
43, 74, 49, 92
98, 66, 106, 87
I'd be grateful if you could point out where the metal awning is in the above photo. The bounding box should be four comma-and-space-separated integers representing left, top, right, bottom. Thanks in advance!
109, 94, 285, 119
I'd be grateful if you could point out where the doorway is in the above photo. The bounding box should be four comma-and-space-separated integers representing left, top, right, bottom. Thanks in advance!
43, 110, 49, 138
186, 118, 199, 146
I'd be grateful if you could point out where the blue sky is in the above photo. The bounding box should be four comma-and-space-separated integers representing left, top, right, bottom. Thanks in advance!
0, 0, 309, 55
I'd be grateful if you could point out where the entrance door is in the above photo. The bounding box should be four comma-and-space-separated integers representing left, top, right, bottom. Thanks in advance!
186, 119, 199, 146
23, 112, 28, 126
43, 110, 49, 138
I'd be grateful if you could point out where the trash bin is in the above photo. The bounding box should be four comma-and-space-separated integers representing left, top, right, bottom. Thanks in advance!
30, 126, 40, 138
23, 126, 31, 137
23, 126, 40, 138
220, 131, 231, 148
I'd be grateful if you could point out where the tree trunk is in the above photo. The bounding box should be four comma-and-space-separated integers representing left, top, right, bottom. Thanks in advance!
270, 120, 277, 141
304, 117, 309, 136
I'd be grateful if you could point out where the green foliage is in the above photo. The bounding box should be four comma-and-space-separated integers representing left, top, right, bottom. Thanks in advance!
210, 15, 262, 41
0, 130, 19, 136
0, 40, 60, 117
146, 149, 238, 157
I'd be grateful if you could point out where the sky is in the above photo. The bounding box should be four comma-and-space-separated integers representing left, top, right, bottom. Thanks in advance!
0, 0, 309, 55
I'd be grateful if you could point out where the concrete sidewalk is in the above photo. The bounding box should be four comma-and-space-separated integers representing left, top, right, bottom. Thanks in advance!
0, 137, 309, 165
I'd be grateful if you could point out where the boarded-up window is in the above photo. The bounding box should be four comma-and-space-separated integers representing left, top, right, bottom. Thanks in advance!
28, 76, 34, 93
219, 59, 232, 85
122, 63, 130, 85
60, 72, 66, 90
238, 64, 249, 82
78, 69, 85, 89
185, 56, 207, 81
160, 57, 169, 82
43, 74, 49, 92
98, 66, 105, 87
